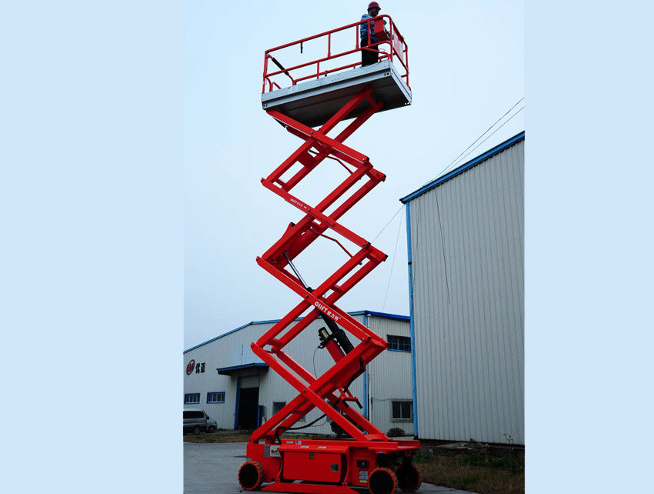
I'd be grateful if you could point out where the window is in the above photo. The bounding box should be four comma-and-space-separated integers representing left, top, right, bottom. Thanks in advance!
392, 401, 413, 421
184, 393, 200, 404
272, 401, 305, 422
207, 391, 225, 404
387, 335, 411, 352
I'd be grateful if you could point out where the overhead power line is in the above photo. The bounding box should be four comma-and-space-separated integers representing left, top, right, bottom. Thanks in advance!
452, 105, 524, 168
371, 204, 404, 243
432, 97, 525, 182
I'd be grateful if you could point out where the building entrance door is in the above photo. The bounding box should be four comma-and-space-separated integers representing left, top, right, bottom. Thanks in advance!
236, 375, 260, 430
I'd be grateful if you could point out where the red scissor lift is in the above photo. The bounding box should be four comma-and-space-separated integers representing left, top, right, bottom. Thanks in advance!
238, 16, 420, 494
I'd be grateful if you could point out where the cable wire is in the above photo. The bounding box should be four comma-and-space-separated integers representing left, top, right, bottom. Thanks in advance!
308, 149, 354, 174
432, 97, 524, 181
451, 105, 524, 167
371, 204, 404, 243
382, 212, 404, 311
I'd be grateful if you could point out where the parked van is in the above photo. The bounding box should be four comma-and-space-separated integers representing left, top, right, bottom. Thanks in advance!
183, 409, 209, 434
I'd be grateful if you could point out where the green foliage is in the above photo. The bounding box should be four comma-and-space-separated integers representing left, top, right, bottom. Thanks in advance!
456, 454, 525, 473
450, 474, 482, 489
386, 427, 406, 437
413, 449, 434, 462
413, 448, 525, 494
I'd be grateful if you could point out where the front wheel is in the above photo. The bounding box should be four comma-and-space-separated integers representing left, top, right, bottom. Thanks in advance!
396, 464, 421, 493
368, 467, 398, 494
238, 461, 264, 491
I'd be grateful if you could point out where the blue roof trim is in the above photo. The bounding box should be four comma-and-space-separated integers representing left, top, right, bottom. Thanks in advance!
216, 362, 269, 375
406, 203, 419, 438
184, 322, 253, 354
362, 310, 410, 321
400, 131, 525, 204
184, 310, 410, 353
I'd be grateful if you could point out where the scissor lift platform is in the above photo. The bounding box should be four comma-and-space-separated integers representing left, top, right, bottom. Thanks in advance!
241, 15, 421, 494
262, 60, 412, 129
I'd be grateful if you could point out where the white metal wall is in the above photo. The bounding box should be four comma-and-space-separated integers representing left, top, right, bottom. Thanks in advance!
408, 140, 524, 444
366, 315, 415, 436
183, 313, 412, 435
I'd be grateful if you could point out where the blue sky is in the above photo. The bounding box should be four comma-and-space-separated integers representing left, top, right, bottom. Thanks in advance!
184, 0, 525, 349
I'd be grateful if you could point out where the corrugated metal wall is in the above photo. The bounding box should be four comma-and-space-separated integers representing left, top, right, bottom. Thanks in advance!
183, 313, 412, 436
366, 315, 415, 436
408, 140, 524, 444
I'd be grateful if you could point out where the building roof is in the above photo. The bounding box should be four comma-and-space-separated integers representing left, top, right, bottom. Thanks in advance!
183, 310, 410, 354
400, 131, 525, 204
216, 362, 269, 375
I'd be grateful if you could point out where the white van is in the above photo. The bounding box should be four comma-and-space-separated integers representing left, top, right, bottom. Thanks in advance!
183, 409, 209, 434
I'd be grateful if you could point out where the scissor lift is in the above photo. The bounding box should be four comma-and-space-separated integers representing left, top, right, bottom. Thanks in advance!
238, 16, 420, 494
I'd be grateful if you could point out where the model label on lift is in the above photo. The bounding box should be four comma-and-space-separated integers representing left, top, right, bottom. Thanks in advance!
314, 301, 340, 322
359, 470, 368, 483
289, 197, 309, 211
270, 445, 280, 457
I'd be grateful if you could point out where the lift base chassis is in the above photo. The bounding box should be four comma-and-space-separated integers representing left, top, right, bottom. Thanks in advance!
244, 439, 421, 493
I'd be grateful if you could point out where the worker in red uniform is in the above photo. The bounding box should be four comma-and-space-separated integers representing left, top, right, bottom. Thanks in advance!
360, 2, 384, 67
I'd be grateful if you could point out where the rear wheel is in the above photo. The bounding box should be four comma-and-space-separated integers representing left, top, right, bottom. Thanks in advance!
396, 464, 421, 493
238, 461, 264, 491
193, 426, 201, 434
368, 467, 398, 494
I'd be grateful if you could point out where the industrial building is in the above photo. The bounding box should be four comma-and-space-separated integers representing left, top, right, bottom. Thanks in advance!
183, 311, 415, 437
185, 132, 524, 447
185, 132, 525, 445
401, 131, 525, 445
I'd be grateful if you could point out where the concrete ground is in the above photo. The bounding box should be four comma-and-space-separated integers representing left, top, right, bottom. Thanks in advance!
184, 441, 478, 494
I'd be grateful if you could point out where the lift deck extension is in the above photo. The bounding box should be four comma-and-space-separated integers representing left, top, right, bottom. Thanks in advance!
239, 16, 421, 494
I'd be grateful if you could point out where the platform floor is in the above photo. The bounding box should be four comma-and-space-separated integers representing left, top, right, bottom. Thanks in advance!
261, 60, 412, 129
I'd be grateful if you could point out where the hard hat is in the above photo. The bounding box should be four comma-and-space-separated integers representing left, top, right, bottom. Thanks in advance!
368, 2, 381, 10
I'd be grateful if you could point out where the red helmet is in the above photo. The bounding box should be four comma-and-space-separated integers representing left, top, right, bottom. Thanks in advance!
368, 2, 381, 10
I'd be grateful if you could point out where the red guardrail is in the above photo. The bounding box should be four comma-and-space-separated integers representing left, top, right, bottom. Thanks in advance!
262, 15, 409, 94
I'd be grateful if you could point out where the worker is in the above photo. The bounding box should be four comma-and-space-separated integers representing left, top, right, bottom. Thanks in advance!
360, 2, 384, 67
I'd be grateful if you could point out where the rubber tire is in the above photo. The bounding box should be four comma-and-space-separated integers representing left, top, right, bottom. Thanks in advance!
193, 426, 201, 435
207, 425, 216, 433
396, 464, 421, 493
238, 461, 264, 491
368, 467, 398, 494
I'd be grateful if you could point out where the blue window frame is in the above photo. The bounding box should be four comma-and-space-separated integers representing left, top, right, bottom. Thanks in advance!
184, 393, 200, 404
387, 335, 411, 352
207, 391, 225, 404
